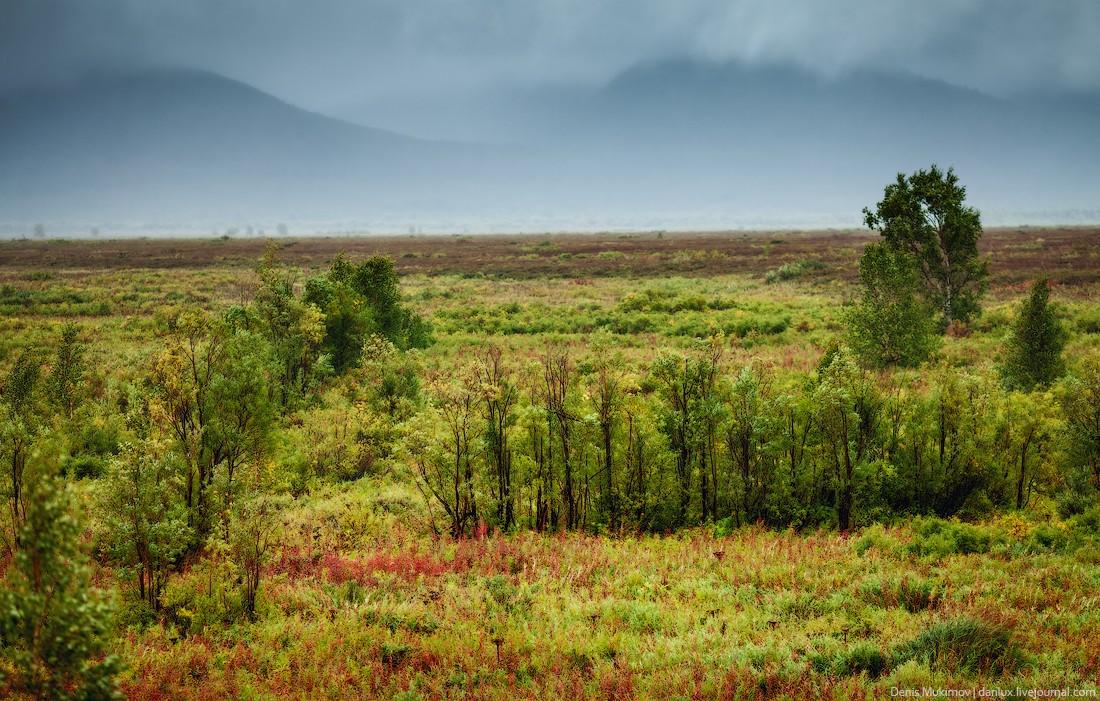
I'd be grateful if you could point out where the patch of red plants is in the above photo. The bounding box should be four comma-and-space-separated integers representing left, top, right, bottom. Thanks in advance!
268, 546, 462, 585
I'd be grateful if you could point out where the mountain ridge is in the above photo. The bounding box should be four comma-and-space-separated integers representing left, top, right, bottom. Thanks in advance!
1, 60, 1097, 230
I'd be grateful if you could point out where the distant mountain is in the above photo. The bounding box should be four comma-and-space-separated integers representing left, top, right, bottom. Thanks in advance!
0, 68, 498, 224
0, 61, 1097, 232
532, 58, 1100, 214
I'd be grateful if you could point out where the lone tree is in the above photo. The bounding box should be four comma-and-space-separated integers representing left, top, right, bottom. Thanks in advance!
863, 165, 987, 326
1001, 279, 1066, 390
846, 243, 940, 368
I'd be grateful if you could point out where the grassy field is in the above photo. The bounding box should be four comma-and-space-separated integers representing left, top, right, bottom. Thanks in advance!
119, 520, 1100, 700
1, 228, 1099, 700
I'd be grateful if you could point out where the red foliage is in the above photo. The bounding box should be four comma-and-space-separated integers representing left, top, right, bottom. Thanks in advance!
598, 665, 635, 701
409, 649, 442, 673
267, 546, 461, 585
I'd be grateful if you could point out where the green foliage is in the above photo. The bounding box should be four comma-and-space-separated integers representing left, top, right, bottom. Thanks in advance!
98, 441, 191, 610
864, 165, 987, 325
1058, 355, 1100, 512
853, 523, 902, 556
2, 349, 41, 417
304, 254, 432, 373
813, 345, 880, 531
1001, 279, 1067, 390
148, 311, 279, 538
1, 350, 46, 553
229, 494, 285, 619
846, 243, 939, 368
651, 338, 724, 525
725, 364, 788, 525
2, 237, 1099, 698
764, 259, 825, 284
0, 473, 121, 700
46, 323, 86, 418
360, 337, 422, 421
62, 413, 123, 479
160, 552, 244, 636
284, 396, 396, 484
892, 618, 1025, 675
906, 517, 1004, 558
834, 643, 888, 678
303, 275, 369, 373
247, 260, 329, 405
857, 574, 940, 612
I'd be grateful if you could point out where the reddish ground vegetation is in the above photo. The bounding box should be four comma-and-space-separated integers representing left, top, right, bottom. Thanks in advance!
2, 226, 1097, 283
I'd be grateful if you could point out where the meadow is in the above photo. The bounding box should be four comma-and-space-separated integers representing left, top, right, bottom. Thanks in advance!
0, 224, 1099, 700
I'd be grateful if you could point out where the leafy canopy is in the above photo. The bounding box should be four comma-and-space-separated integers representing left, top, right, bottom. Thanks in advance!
863, 165, 987, 325
1001, 278, 1066, 390
0, 472, 121, 700
304, 254, 432, 374
846, 242, 940, 368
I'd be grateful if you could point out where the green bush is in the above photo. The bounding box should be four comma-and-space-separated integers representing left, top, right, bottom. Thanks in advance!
1026, 523, 1070, 552
160, 560, 245, 635
853, 524, 901, 556
835, 642, 888, 678
846, 243, 939, 368
907, 517, 1003, 558
892, 618, 1025, 675
1069, 507, 1100, 534
115, 596, 158, 631
765, 259, 825, 283
1001, 279, 1066, 390
1076, 307, 1100, 334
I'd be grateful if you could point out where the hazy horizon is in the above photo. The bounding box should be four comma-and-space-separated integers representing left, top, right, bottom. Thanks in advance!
1, 1, 1098, 236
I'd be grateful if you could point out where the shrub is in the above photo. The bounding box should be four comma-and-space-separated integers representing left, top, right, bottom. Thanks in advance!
896, 577, 939, 612
713, 516, 736, 538
892, 618, 1025, 675
115, 596, 158, 631
765, 259, 825, 283
0, 474, 121, 699
886, 659, 935, 690
858, 575, 940, 612
1076, 307, 1100, 334
907, 517, 1003, 558
1026, 523, 1070, 552
846, 243, 939, 368
853, 524, 901, 556
160, 558, 245, 635
1069, 506, 1100, 535
835, 642, 888, 678
1001, 279, 1066, 390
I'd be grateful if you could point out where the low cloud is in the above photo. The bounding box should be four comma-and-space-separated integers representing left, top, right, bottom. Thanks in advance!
2, 0, 1098, 109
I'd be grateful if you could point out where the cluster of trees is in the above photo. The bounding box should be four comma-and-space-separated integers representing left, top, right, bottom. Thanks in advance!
846, 166, 1067, 390
399, 167, 1084, 536
407, 335, 1095, 537
0, 251, 427, 697
847, 165, 987, 367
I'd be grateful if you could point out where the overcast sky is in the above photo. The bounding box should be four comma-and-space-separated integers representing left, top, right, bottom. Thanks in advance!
3, 0, 1099, 111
